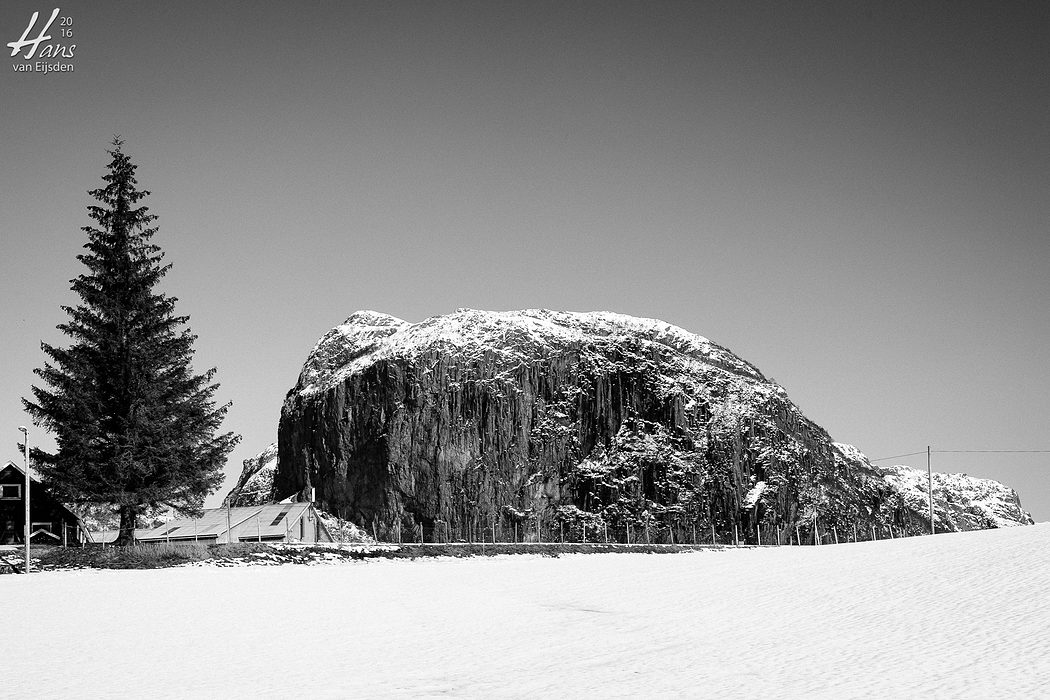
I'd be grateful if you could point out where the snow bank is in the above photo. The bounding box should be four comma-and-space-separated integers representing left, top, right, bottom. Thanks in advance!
7, 525, 1049, 697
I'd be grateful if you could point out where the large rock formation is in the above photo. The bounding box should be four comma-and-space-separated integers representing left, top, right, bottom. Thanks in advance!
274, 309, 1031, 542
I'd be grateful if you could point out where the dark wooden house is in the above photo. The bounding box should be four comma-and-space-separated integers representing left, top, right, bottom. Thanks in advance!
0, 461, 86, 545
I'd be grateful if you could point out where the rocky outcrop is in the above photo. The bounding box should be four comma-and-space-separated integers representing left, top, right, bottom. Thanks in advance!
225, 443, 277, 507
881, 462, 1033, 531
273, 309, 1031, 542
832, 443, 1032, 532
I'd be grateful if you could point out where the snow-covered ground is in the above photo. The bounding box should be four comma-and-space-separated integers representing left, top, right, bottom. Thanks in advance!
7, 525, 1050, 698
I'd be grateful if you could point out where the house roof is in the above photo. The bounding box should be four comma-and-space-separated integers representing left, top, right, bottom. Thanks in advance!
1, 460, 44, 483
137, 503, 317, 542
2, 461, 87, 530
89, 529, 153, 544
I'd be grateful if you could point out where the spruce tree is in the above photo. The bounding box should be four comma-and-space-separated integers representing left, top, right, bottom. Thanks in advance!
23, 139, 240, 544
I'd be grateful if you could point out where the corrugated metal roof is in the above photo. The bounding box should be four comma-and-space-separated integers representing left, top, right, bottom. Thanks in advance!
88, 529, 153, 544
137, 504, 314, 542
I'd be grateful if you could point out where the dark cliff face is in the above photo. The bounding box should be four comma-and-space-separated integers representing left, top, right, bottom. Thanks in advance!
274, 310, 937, 542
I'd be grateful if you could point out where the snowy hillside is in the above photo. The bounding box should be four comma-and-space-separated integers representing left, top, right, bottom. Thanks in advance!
7, 525, 1050, 697
882, 463, 1033, 529
835, 443, 1033, 530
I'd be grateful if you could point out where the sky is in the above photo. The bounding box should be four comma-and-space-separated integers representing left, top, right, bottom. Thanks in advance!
1, 1, 1047, 519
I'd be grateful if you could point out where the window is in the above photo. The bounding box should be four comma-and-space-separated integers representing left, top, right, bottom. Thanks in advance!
269, 506, 293, 527
0, 484, 21, 500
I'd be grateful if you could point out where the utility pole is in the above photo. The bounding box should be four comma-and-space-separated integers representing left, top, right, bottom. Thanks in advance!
19, 426, 30, 574
927, 446, 934, 535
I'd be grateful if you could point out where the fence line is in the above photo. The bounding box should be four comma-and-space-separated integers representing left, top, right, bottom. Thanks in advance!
359, 515, 924, 546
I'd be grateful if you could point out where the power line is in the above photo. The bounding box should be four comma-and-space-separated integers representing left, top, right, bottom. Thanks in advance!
869, 451, 928, 461
935, 450, 1050, 454
870, 449, 1050, 462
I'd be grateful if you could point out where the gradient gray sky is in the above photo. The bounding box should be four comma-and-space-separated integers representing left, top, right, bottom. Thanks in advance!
2, 1, 1048, 518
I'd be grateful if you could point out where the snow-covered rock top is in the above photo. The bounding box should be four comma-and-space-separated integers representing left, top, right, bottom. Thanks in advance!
833, 443, 1033, 530
293, 308, 768, 398
833, 442, 870, 465
882, 463, 1033, 530
225, 443, 278, 507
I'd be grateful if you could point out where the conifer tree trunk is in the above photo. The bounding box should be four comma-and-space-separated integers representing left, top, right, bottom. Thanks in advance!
117, 505, 139, 545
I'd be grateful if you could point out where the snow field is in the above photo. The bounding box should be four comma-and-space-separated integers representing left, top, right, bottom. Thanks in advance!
5, 524, 1049, 698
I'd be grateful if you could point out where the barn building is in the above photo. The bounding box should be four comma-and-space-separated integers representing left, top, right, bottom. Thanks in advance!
136, 503, 333, 544
0, 461, 87, 545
